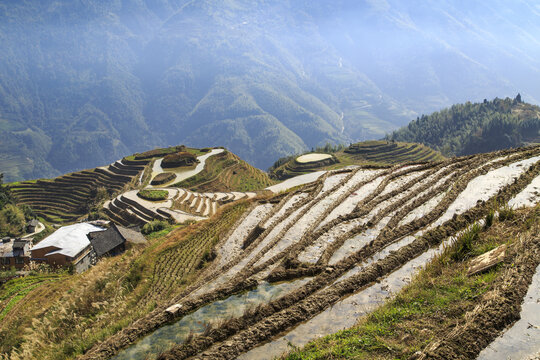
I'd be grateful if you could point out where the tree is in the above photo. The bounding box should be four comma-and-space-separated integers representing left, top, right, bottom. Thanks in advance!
0, 173, 13, 210
0, 204, 26, 237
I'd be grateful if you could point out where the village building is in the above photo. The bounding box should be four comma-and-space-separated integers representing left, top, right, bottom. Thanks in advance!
30, 223, 105, 272
87, 224, 146, 260
0, 238, 31, 270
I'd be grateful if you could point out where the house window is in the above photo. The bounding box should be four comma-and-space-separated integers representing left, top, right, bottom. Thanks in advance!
15, 257, 24, 265
1, 258, 10, 265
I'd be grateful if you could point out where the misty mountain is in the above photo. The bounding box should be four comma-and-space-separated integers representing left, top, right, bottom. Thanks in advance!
1, 0, 539, 181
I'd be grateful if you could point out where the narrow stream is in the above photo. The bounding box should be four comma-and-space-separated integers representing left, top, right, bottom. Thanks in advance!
477, 263, 540, 360
111, 279, 311, 360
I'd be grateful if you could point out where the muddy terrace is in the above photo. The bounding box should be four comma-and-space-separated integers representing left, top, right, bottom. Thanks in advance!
79, 145, 540, 360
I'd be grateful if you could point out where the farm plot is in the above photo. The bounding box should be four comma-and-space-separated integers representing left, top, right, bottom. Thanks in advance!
80, 145, 540, 360
0, 274, 64, 322
104, 187, 258, 226
148, 149, 224, 188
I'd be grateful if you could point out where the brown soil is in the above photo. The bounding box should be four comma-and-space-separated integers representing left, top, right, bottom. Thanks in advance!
150, 172, 175, 185
153, 152, 540, 359
77, 146, 540, 360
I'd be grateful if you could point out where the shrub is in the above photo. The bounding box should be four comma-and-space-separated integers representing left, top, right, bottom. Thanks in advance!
450, 223, 481, 261
141, 220, 169, 235
20, 204, 36, 221
498, 204, 515, 222
161, 152, 198, 168
150, 172, 176, 185
137, 189, 168, 201
484, 209, 495, 229
0, 204, 26, 237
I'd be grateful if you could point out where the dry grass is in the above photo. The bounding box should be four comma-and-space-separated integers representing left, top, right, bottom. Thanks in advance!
0, 200, 251, 359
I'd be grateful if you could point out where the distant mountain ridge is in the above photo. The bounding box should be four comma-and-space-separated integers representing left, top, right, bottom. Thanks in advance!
1, 0, 539, 181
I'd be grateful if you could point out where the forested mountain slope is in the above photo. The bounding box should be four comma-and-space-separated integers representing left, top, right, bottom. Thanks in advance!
1, 0, 540, 181
388, 96, 540, 156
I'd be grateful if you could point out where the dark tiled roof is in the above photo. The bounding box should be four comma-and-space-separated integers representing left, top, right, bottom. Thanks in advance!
88, 228, 125, 257
115, 224, 147, 244
13, 239, 29, 249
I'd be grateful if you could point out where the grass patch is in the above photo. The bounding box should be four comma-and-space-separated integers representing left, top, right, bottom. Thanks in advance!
0, 274, 64, 322
137, 189, 168, 201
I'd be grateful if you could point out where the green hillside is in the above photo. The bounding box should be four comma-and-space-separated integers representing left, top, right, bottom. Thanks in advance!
269, 141, 445, 180
172, 150, 275, 192
0, 0, 417, 183
8, 146, 274, 224
388, 96, 540, 156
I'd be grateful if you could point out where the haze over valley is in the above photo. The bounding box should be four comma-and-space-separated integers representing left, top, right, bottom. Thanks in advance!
1, 0, 540, 181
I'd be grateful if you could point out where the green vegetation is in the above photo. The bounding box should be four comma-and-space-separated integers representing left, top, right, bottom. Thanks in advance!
137, 189, 168, 201
283, 205, 538, 360
450, 223, 481, 262
161, 152, 198, 168
0, 173, 11, 209
0, 204, 26, 237
0, 173, 37, 237
388, 96, 540, 156
173, 150, 275, 192
0, 274, 64, 322
141, 220, 172, 236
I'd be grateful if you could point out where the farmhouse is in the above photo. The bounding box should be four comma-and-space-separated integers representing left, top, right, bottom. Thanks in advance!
0, 238, 31, 270
30, 223, 105, 272
87, 224, 146, 259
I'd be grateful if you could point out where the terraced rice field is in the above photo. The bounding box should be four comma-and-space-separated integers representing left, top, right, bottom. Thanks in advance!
296, 153, 333, 163
104, 188, 257, 226
80, 145, 540, 360
9, 159, 147, 223
271, 140, 444, 180
148, 149, 224, 188
174, 150, 276, 192
344, 140, 445, 164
